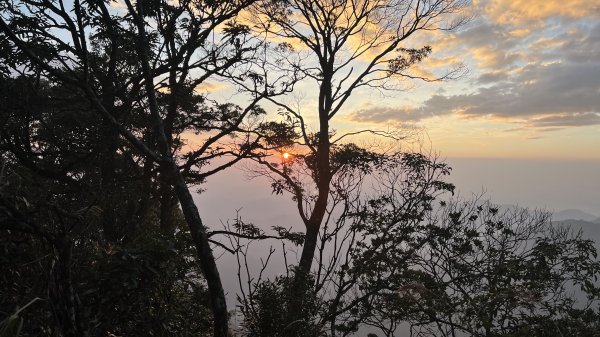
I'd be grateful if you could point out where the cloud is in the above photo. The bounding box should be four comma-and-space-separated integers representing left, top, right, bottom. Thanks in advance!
556, 23, 600, 63
482, 0, 600, 25
346, 3, 600, 132
194, 81, 230, 93
527, 113, 600, 129
350, 61, 600, 129
457, 22, 518, 51
348, 106, 432, 124
476, 70, 510, 84
425, 1, 600, 72
433, 62, 600, 117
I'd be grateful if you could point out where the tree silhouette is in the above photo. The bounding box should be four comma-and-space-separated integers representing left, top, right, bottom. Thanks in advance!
236, 0, 469, 277
0, 1, 283, 335
402, 201, 600, 337
2, 2, 600, 337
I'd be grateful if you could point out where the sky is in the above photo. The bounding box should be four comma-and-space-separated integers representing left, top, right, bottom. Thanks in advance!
338, 0, 600, 159
100, 1, 599, 174
198, 0, 600, 159
196, 0, 600, 213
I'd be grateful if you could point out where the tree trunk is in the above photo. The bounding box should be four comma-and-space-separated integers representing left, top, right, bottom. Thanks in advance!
298, 196, 327, 274
132, 4, 229, 334
159, 177, 177, 234
49, 237, 88, 337
297, 67, 333, 275
169, 165, 229, 337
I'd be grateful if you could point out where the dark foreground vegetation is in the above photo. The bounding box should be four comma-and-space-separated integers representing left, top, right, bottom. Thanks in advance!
1, 0, 599, 336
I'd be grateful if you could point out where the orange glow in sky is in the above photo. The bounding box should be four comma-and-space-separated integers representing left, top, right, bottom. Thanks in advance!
207, 0, 600, 160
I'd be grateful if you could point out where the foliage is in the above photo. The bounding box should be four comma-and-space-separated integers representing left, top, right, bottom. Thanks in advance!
0, 157, 214, 337
240, 273, 323, 337
375, 201, 600, 337
0, 298, 39, 337
0, 73, 214, 336
232, 0, 471, 290
2, 1, 600, 337
235, 151, 600, 337
0, 0, 276, 335
80, 231, 214, 337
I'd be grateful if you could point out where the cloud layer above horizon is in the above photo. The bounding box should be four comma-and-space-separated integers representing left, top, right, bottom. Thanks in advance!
346, 0, 600, 146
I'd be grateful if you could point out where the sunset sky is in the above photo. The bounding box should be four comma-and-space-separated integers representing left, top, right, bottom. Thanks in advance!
197, 0, 600, 160
340, 0, 600, 160
198, 0, 600, 222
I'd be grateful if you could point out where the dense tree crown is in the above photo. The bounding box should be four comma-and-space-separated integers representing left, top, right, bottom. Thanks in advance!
1, 1, 599, 337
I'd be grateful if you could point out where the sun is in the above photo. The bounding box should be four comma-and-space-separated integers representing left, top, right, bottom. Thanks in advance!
282, 152, 290, 159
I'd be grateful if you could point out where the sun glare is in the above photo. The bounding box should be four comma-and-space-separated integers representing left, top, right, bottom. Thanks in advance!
283, 152, 290, 159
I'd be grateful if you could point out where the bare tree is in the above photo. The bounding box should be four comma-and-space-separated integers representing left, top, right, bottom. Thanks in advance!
234, 0, 469, 278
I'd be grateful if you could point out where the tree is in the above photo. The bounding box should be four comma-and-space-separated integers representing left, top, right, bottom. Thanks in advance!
0, 160, 216, 337
0, 76, 217, 336
234, 162, 600, 336
0, 0, 292, 335
400, 201, 600, 337
0, 77, 106, 336
225, 0, 468, 332
234, 0, 469, 278
4, 2, 599, 337
235, 151, 458, 336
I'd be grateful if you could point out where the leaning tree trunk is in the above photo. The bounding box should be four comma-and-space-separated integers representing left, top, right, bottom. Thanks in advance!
131, 3, 229, 334
169, 168, 229, 337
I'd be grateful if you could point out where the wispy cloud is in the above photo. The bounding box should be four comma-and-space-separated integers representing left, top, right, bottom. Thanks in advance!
349, 2, 600, 133
194, 81, 230, 93
482, 0, 600, 25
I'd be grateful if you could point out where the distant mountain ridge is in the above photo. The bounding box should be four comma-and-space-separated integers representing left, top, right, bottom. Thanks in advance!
496, 206, 600, 223
552, 218, 600, 249
552, 209, 599, 222
495, 207, 600, 243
